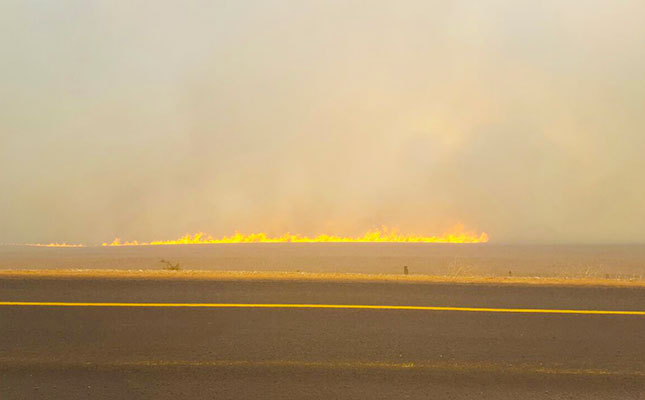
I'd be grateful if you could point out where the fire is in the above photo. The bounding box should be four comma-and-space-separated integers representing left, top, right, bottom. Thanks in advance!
102, 226, 489, 246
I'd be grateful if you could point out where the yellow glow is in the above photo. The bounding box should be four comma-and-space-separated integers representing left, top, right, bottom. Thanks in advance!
102, 226, 489, 246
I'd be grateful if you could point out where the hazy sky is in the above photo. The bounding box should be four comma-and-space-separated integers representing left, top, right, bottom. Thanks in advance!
1, 0, 644, 244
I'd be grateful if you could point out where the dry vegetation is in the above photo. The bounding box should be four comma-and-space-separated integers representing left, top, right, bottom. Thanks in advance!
0, 269, 643, 288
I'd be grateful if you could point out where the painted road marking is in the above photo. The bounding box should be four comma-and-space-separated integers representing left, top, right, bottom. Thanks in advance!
0, 302, 644, 315
0, 358, 643, 377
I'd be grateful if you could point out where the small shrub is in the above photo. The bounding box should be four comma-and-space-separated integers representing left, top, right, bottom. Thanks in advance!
160, 259, 181, 271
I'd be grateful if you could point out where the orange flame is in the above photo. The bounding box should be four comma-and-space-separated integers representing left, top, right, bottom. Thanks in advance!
102, 226, 489, 246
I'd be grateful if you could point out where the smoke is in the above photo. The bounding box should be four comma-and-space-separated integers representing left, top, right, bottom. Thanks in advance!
1, 0, 644, 244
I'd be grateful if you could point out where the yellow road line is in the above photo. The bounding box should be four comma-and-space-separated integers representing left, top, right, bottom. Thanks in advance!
1, 358, 643, 377
0, 302, 644, 315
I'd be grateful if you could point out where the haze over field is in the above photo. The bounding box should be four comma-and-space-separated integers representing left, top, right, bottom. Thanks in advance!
2, 1, 645, 245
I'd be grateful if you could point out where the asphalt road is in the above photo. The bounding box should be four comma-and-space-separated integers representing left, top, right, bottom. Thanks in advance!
1, 277, 644, 399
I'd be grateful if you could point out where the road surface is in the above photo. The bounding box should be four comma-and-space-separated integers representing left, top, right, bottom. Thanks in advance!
1, 276, 644, 399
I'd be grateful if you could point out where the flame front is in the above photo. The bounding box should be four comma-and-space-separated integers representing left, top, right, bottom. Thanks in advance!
102, 226, 489, 246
